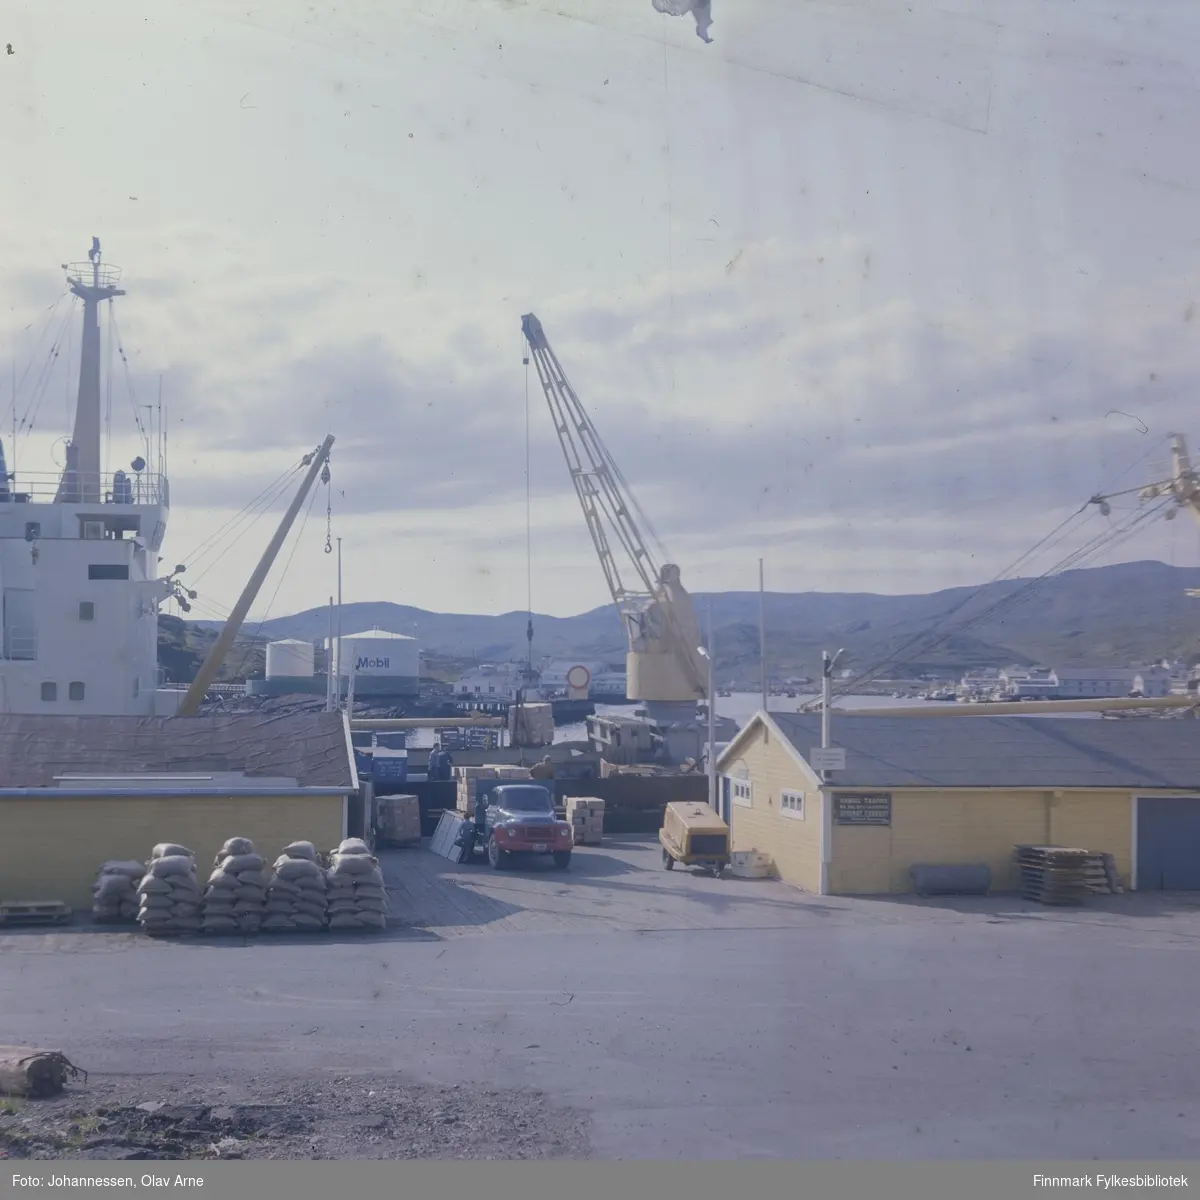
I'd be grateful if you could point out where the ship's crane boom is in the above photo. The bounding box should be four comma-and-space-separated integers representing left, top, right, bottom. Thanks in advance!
520, 313, 708, 707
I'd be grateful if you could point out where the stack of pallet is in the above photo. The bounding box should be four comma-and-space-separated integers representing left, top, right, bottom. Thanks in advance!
1083, 852, 1123, 894
1014, 845, 1091, 906
454, 766, 498, 813
566, 796, 605, 845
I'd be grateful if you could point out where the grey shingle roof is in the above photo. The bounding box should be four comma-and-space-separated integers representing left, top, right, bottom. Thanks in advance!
0, 711, 355, 789
764, 712, 1200, 790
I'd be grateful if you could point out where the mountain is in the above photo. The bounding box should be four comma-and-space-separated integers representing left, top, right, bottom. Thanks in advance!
177, 560, 1200, 683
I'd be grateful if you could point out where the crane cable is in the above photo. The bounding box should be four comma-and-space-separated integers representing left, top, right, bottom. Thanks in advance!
181, 462, 305, 583
826, 435, 1189, 698
228, 481, 323, 683
828, 501, 1097, 699
525, 347, 534, 671
822, 481, 1180, 706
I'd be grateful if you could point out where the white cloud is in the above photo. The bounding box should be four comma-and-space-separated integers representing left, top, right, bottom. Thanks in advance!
2, 0, 1199, 622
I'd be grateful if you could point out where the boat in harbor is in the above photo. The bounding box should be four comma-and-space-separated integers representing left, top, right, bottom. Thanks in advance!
0, 241, 185, 715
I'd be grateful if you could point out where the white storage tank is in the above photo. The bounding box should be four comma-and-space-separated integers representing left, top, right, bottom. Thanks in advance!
266, 638, 316, 680
332, 628, 420, 698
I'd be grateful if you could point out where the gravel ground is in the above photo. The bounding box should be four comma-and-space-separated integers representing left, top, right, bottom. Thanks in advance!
0, 1075, 590, 1161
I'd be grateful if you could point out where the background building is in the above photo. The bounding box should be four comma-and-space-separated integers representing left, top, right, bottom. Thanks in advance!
717, 711, 1200, 895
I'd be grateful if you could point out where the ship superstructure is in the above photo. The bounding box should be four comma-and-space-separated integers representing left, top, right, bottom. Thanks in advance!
0, 240, 177, 714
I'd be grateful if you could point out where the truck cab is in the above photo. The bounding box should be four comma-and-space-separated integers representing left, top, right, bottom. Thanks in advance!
480, 784, 573, 870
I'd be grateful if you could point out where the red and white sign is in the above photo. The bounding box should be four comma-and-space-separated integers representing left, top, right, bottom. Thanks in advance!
566, 665, 591, 690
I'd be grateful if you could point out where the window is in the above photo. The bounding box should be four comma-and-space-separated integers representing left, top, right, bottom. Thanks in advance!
79, 601, 95, 621
781, 790, 805, 820
133, 678, 140, 698
40, 681, 57, 702
69, 681, 85, 701
25, 522, 40, 541
88, 564, 129, 581
732, 779, 753, 808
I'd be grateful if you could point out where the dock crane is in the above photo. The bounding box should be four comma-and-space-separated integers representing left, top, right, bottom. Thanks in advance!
520, 314, 711, 754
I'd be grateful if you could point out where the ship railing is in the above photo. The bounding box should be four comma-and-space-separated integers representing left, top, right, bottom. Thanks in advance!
0, 470, 167, 507
1, 627, 37, 661
65, 261, 123, 289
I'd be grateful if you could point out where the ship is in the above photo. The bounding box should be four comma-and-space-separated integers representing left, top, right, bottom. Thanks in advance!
0, 240, 183, 715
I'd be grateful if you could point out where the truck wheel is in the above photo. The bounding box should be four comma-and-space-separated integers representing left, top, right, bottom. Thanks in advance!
662, 848, 675, 871
553, 851, 571, 870
488, 838, 508, 870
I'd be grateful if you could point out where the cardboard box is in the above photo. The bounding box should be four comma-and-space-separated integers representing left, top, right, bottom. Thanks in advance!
377, 794, 421, 845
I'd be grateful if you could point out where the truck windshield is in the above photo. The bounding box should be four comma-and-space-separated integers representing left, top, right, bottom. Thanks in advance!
496, 787, 553, 813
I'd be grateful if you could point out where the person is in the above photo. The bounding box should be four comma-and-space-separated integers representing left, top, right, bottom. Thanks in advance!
530, 755, 555, 780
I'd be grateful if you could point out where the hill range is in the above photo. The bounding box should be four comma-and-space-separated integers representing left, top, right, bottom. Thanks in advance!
165, 560, 1200, 685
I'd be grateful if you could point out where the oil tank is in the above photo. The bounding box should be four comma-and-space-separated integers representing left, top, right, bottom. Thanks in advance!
333, 628, 420, 698
265, 638, 316, 680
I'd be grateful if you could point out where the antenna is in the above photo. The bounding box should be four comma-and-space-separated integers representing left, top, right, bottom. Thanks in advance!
157, 375, 163, 478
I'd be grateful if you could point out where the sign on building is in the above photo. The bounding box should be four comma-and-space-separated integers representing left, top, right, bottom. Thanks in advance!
833, 793, 892, 826
809, 746, 846, 772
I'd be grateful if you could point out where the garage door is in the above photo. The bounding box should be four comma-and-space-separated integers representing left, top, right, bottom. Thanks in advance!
1137, 797, 1200, 890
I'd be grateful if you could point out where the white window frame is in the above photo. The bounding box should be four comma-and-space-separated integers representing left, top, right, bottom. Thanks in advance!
731, 779, 753, 808
780, 789, 805, 820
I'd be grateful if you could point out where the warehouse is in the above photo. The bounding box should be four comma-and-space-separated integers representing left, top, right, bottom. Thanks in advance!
716, 712, 1200, 895
0, 710, 358, 910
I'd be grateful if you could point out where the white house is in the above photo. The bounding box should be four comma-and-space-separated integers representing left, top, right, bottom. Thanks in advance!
1051, 668, 1139, 699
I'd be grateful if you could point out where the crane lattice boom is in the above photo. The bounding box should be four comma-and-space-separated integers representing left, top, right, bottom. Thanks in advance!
521, 313, 707, 704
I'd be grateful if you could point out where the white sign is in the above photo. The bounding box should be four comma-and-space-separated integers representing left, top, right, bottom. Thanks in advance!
356, 656, 391, 672
566, 665, 591, 689
810, 747, 846, 772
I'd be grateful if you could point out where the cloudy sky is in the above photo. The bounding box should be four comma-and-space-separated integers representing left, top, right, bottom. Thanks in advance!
2, 0, 1199, 624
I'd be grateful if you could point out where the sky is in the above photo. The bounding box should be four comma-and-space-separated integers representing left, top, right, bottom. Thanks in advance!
2, 0, 1199, 624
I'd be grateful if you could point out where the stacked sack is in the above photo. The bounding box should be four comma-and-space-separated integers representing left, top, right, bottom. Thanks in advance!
91, 860, 144, 923
137, 844, 203, 936
263, 841, 328, 932
202, 838, 268, 936
325, 839, 388, 931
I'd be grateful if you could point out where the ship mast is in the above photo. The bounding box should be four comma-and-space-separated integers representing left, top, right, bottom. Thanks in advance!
56, 237, 124, 504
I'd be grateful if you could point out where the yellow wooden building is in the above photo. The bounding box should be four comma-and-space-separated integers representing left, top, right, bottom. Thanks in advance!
0, 710, 358, 909
716, 711, 1200, 895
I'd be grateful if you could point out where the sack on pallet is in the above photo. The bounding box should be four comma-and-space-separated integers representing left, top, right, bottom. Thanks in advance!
93, 874, 133, 902
218, 853, 264, 874
328, 854, 380, 879
147, 855, 196, 880
328, 913, 368, 930
98, 860, 146, 880
282, 841, 318, 862
292, 913, 324, 931
274, 857, 323, 882
263, 914, 294, 931
151, 843, 194, 861
336, 838, 371, 857
215, 837, 256, 863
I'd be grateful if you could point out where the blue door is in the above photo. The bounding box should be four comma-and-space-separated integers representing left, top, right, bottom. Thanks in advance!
1138, 797, 1200, 890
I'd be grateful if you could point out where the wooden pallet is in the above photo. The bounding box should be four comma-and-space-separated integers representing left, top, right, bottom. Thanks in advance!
0, 901, 71, 926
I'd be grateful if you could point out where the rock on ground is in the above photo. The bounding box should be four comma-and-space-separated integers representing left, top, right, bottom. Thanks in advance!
0, 1075, 590, 1161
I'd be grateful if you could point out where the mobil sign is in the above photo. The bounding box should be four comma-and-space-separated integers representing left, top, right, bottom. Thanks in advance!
356, 655, 391, 672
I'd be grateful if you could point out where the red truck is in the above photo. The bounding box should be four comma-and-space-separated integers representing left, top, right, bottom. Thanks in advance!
461, 783, 574, 870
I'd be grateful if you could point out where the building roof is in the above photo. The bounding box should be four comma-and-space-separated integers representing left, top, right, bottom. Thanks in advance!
0, 711, 356, 790
721, 711, 1200, 791
339, 628, 417, 641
